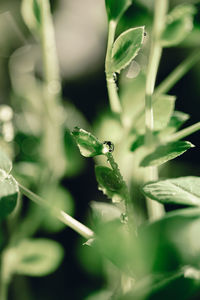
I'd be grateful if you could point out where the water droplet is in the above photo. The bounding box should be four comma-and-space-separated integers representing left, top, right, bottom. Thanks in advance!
113, 73, 117, 82
120, 212, 128, 224
126, 60, 141, 79
102, 141, 114, 154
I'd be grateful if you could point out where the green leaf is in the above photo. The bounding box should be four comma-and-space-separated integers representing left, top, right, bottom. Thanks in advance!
158, 111, 190, 137
64, 129, 85, 177
110, 27, 145, 74
41, 185, 74, 233
85, 290, 113, 300
135, 95, 176, 133
95, 166, 125, 203
140, 141, 194, 167
14, 238, 64, 276
72, 127, 103, 157
142, 176, 200, 207
160, 4, 196, 47
90, 201, 121, 223
168, 111, 190, 131
130, 135, 145, 152
105, 0, 132, 21
138, 207, 200, 275
0, 175, 19, 220
130, 111, 190, 152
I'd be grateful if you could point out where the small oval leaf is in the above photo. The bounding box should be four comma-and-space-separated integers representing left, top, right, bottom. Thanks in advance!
15, 238, 64, 277
41, 185, 74, 233
110, 27, 145, 74
72, 127, 103, 157
160, 4, 196, 47
95, 166, 125, 202
142, 176, 200, 207
0, 175, 19, 220
140, 141, 194, 167
105, 0, 132, 22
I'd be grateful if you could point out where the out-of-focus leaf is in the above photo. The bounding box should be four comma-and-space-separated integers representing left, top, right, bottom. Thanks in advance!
94, 207, 200, 278
138, 207, 200, 276
14, 238, 64, 276
85, 290, 113, 300
160, 4, 197, 47
159, 111, 190, 137
94, 219, 137, 275
76, 237, 103, 276
110, 27, 145, 73
72, 127, 103, 157
90, 201, 121, 223
140, 141, 194, 167
95, 166, 125, 203
135, 95, 175, 133
41, 185, 74, 233
142, 176, 200, 206
0, 175, 19, 220
64, 129, 85, 177
105, 0, 132, 21
130, 135, 145, 152
121, 272, 200, 300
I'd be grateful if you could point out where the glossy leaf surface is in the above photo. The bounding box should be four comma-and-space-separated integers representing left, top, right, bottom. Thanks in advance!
110, 27, 145, 73
95, 166, 125, 202
140, 141, 194, 167
142, 176, 200, 206
72, 127, 103, 157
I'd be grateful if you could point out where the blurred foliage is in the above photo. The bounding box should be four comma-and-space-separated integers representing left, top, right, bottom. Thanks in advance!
0, 0, 199, 299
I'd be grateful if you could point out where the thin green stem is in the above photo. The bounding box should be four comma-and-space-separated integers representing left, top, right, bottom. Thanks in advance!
105, 20, 122, 114
155, 50, 200, 95
18, 183, 94, 240
106, 152, 135, 227
166, 122, 200, 142
39, 0, 66, 178
40, 0, 61, 96
144, 0, 168, 220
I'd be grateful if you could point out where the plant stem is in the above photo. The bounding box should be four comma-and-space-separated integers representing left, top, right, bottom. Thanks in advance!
105, 20, 122, 114
18, 183, 94, 240
106, 152, 134, 225
40, 0, 61, 95
144, 0, 168, 220
166, 122, 200, 142
39, 0, 66, 178
155, 50, 200, 95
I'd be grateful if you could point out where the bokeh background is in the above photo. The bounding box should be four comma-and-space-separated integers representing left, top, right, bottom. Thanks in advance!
0, 0, 200, 299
